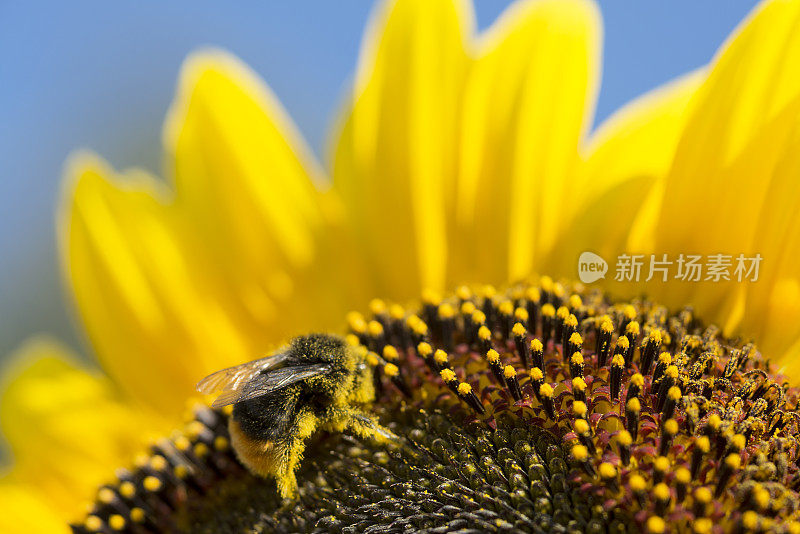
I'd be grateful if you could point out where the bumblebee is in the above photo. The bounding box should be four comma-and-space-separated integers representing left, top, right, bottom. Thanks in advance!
196, 334, 394, 498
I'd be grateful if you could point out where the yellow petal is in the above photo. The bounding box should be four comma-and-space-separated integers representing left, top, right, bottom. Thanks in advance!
164, 48, 368, 345
456, 0, 601, 283
0, 482, 67, 534
61, 152, 249, 414
633, 0, 800, 358
332, 0, 473, 296
0, 339, 158, 524
545, 69, 704, 277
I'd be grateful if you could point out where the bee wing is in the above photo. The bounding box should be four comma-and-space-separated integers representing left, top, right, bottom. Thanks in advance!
196, 352, 290, 396
210, 363, 331, 408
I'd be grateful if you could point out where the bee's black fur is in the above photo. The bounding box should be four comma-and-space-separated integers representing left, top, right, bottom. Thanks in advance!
232, 334, 349, 442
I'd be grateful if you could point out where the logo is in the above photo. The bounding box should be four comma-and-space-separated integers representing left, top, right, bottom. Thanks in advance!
578, 252, 608, 283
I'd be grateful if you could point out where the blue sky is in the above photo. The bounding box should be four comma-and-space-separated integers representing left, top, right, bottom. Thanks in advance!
0, 0, 758, 360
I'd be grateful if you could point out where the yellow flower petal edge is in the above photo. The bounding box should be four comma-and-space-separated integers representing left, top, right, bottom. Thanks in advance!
632, 0, 800, 365
0, 338, 157, 530
60, 152, 251, 415
333, 0, 473, 297
457, 0, 601, 284
545, 68, 705, 277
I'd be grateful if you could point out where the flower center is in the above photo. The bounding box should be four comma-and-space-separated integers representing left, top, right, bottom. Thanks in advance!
75, 279, 800, 534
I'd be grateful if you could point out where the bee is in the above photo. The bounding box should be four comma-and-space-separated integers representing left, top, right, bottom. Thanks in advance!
196, 333, 395, 498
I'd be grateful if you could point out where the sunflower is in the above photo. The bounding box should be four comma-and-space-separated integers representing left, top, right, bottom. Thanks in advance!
2, 0, 800, 531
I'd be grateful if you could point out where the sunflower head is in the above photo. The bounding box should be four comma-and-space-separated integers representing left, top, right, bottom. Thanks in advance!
74, 278, 800, 533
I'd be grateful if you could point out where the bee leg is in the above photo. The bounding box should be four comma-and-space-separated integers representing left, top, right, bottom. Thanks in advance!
337, 407, 400, 444
275, 408, 318, 500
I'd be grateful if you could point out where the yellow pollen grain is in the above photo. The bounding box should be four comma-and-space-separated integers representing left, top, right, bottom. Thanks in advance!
472, 310, 486, 324
383, 345, 399, 361
556, 306, 569, 320
753, 484, 770, 510
611, 354, 625, 368
389, 304, 404, 320
541, 303, 555, 317
617, 336, 630, 349
569, 294, 582, 309
369, 298, 387, 315
731, 433, 746, 450
627, 397, 641, 412
574, 419, 590, 434
692, 518, 712, 534
572, 377, 586, 391
481, 284, 497, 299
503, 365, 517, 379
571, 352, 584, 366
742, 511, 759, 529
345, 334, 360, 347
646, 516, 665, 534
434, 350, 449, 365
456, 285, 472, 300
457, 382, 472, 395
194, 443, 209, 458
461, 302, 476, 315
406, 315, 421, 328
631, 373, 644, 387
85, 516, 103, 532
649, 329, 662, 343
438, 303, 455, 319
412, 321, 428, 336
694, 486, 712, 503
626, 321, 640, 336
572, 401, 587, 416
566, 314, 578, 328
530, 367, 543, 381
654, 456, 670, 472
654, 483, 670, 501
571, 444, 589, 461
384, 363, 399, 377
724, 453, 741, 470
526, 287, 541, 303
478, 326, 491, 341
668, 386, 682, 401
422, 289, 441, 306
133, 453, 150, 468
119, 481, 135, 499
143, 476, 162, 492
109, 514, 125, 531
512, 322, 527, 337
173, 435, 191, 451
696, 436, 710, 453
97, 487, 115, 504
530, 338, 543, 352
539, 383, 553, 398
366, 352, 379, 367
499, 300, 514, 315
486, 349, 500, 364
131, 508, 145, 523
629, 474, 646, 492
514, 307, 528, 322
707, 414, 722, 431
150, 455, 167, 471
174, 464, 189, 479
622, 305, 636, 320
599, 462, 616, 479
569, 332, 583, 346
417, 342, 433, 357
367, 320, 384, 337
440, 369, 456, 382
601, 320, 613, 333
347, 311, 367, 333
616, 431, 632, 447
540, 276, 553, 292
663, 419, 678, 435
676, 467, 691, 484
665, 365, 679, 379
658, 352, 671, 365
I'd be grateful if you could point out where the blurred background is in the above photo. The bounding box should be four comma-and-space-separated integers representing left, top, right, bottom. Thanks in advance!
0, 0, 758, 364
